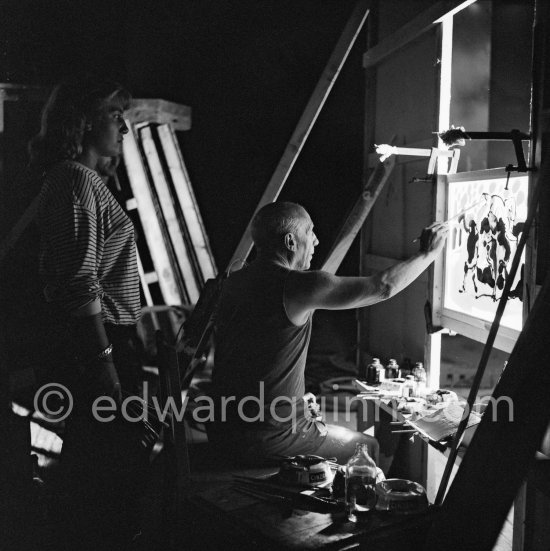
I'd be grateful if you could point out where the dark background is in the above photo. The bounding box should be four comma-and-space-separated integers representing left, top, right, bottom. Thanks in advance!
1, 0, 368, 273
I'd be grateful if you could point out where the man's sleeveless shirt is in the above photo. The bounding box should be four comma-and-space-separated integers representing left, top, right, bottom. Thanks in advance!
213, 262, 312, 425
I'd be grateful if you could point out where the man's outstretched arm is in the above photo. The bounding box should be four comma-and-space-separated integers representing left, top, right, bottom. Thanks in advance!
285, 222, 448, 325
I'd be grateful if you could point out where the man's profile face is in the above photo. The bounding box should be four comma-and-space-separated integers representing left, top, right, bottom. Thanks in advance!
295, 213, 319, 270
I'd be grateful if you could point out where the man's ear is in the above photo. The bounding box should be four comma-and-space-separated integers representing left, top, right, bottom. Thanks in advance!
284, 233, 296, 251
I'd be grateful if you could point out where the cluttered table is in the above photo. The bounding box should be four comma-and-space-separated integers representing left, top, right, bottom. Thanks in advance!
182, 466, 434, 550
354, 378, 481, 444
179, 376, 481, 550
353, 377, 482, 479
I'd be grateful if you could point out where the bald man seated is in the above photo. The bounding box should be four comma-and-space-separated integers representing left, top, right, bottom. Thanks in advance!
208, 201, 447, 466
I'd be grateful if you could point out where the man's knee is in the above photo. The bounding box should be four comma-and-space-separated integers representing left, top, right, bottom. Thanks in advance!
318, 425, 379, 465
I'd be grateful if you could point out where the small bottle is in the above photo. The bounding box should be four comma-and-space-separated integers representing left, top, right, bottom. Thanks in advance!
345, 443, 378, 521
403, 375, 416, 398
413, 362, 427, 396
365, 358, 383, 385
385, 359, 400, 380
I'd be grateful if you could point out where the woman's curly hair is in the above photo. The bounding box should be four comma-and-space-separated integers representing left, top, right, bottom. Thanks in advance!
28, 74, 131, 168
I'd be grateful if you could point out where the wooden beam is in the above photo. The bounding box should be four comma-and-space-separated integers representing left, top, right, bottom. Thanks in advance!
424, 172, 447, 393
362, 0, 467, 69
155, 332, 190, 487
320, 156, 395, 274
126, 99, 192, 131
228, 0, 370, 269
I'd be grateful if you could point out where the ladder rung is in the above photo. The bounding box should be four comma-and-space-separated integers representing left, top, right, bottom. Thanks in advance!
126, 197, 138, 211
144, 271, 159, 284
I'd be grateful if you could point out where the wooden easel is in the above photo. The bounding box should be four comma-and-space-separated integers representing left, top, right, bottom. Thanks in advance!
425, 254, 550, 550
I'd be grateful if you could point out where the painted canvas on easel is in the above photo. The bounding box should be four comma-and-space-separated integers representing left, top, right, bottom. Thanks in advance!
444, 172, 529, 332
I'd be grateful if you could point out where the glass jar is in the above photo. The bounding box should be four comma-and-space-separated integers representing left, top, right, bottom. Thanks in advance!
385, 358, 400, 379
365, 358, 383, 385
402, 375, 416, 398
412, 362, 427, 396
345, 443, 378, 521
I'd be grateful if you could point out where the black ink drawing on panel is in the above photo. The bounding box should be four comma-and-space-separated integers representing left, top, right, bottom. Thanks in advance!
444, 174, 528, 333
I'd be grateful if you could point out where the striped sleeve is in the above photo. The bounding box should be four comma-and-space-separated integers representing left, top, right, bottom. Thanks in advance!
38, 164, 103, 313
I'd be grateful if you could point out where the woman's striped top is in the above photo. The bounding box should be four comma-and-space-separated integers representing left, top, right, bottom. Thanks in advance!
37, 161, 141, 325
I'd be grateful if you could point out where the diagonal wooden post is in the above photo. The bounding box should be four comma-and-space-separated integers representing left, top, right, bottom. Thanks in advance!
321, 156, 395, 274
227, 0, 370, 270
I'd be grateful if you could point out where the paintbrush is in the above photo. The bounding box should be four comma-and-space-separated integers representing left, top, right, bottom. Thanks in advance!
412, 198, 484, 243
233, 484, 291, 504
445, 198, 485, 224
232, 479, 344, 513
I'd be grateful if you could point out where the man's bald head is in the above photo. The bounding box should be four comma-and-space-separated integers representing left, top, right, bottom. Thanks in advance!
251, 201, 311, 254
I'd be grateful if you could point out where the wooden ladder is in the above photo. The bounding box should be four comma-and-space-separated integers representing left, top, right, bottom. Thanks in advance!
121, 99, 217, 335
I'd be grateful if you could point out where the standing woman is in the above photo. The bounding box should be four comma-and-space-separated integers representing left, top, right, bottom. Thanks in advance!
29, 75, 144, 547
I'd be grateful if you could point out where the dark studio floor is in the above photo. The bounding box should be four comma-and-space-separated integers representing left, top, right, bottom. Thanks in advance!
3, 309, 513, 551
1, 310, 355, 551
